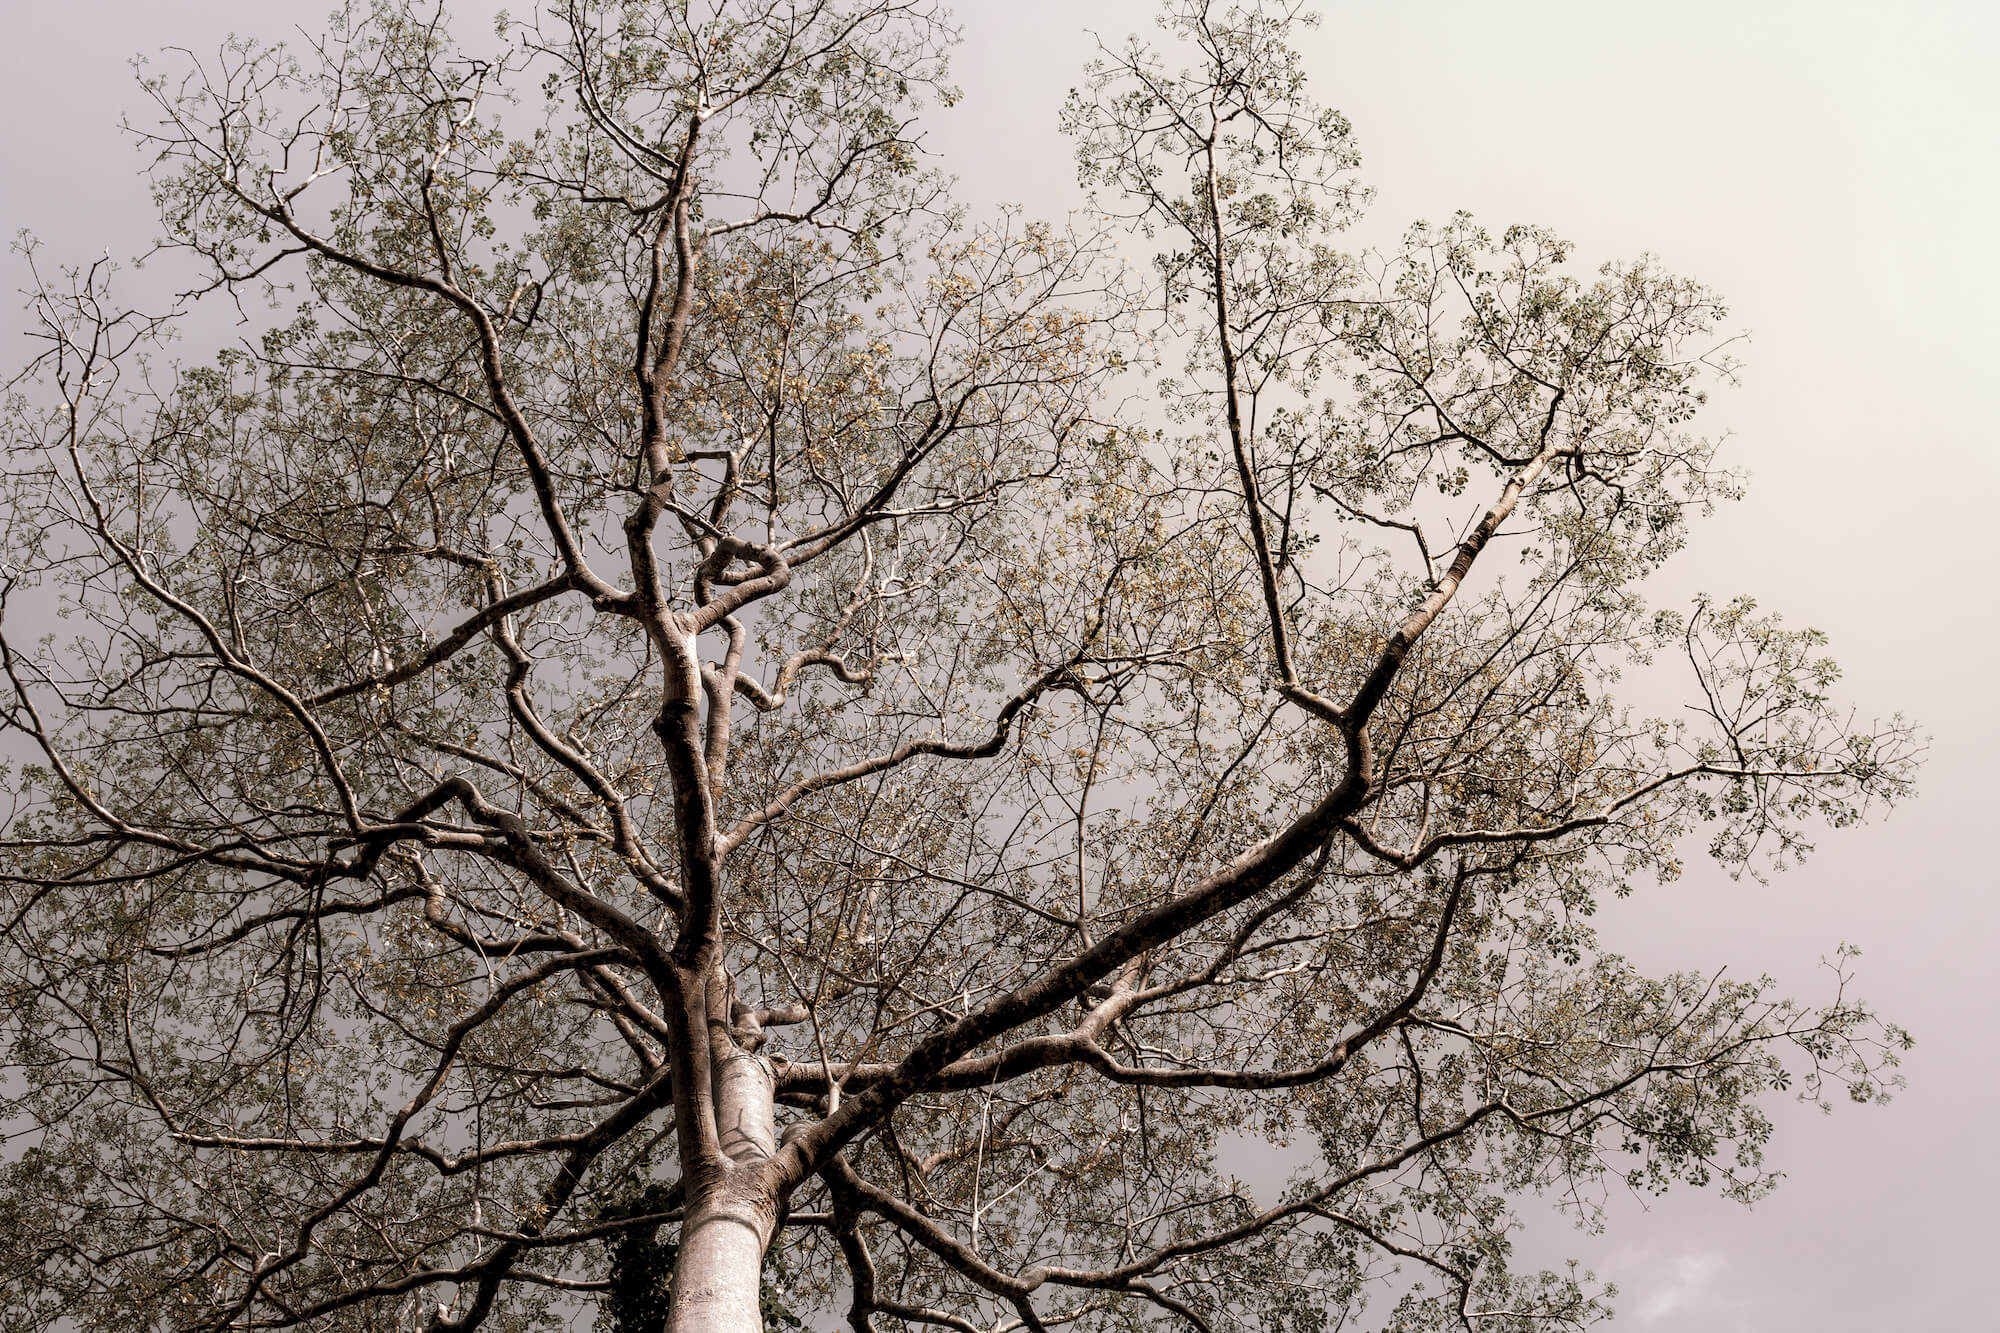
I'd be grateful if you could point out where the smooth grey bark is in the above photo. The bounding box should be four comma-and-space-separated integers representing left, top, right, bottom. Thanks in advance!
666, 1052, 780, 1333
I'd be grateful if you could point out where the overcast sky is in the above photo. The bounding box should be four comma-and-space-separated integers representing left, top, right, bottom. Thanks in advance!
4, 2, 1996, 1329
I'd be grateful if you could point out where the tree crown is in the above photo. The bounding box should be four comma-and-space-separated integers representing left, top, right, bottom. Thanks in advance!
0, 3, 1917, 1330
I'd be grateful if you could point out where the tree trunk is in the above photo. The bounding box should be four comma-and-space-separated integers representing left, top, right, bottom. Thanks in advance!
665, 1195, 774, 1333
665, 1052, 780, 1333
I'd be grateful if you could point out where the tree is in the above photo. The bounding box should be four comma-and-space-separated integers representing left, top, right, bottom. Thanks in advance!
0, 1, 1918, 1330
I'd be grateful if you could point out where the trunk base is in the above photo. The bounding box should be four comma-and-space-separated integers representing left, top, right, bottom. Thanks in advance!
665, 1200, 773, 1333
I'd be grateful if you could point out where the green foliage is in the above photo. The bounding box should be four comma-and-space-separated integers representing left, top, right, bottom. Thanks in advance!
593, 1186, 679, 1333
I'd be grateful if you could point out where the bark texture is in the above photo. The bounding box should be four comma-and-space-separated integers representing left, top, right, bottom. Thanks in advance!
668, 1053, 779, 1331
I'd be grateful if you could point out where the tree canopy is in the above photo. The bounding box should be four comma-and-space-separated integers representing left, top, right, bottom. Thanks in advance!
0, 2, 1918, 1330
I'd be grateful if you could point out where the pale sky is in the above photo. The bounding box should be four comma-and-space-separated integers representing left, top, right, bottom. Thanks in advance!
4, 2, 1996, 1328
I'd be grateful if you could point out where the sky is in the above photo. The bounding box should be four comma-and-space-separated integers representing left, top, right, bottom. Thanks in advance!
3, 2, 1997, 1329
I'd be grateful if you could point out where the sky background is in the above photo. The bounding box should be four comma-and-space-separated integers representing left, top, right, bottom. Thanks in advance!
4, 2, 1996, 1329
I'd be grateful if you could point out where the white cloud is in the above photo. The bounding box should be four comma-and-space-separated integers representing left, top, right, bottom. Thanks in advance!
1636, 1250, 1728, 1325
